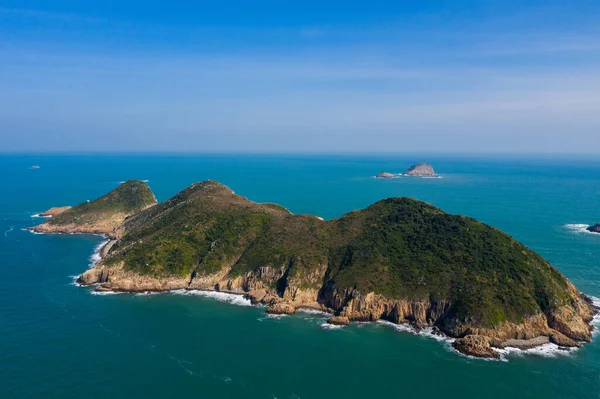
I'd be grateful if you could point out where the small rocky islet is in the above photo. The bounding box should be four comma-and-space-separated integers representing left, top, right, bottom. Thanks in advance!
587, 223, 600, 233
32, 180, 598, 359
376, 162, 436, 178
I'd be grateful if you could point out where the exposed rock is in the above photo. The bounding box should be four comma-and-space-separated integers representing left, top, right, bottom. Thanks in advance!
39, 206, 71, 217
453, 335, 499, 359
328, 316, 350, 326
550, 331, 581, 348
587, 223, 600, 233
267, 302, 296, 315
403, 163, 435, 176
491, 336, 549, 349
376, 172, 396, 178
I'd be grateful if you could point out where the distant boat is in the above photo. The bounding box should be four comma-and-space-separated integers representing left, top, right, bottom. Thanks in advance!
31, 165, 41, 169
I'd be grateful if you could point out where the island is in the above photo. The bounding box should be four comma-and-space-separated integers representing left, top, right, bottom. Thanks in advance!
376, 172, 396, 178
403, 163, 435, 176
33, 180, 597, 359
587, 223, 600, 233
31, 180, 156, 236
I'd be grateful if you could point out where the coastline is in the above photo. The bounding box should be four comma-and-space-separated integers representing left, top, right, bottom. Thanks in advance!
74, 236, 599, 360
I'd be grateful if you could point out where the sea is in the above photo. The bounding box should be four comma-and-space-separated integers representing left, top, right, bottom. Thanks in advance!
1, 153, 600, 398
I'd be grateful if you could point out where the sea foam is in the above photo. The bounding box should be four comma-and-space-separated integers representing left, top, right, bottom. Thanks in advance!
564, 223, 599, 235
170, 289, 252, 306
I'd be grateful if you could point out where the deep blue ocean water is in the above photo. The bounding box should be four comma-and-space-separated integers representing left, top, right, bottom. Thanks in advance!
1, 154, 600, 398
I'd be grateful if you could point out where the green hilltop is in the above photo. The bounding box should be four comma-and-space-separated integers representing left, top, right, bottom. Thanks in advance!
102, 180, 573, 329
47, 180, 157, 228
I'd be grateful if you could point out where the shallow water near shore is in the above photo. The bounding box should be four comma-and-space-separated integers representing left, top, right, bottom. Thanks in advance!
2, 153, 600, 398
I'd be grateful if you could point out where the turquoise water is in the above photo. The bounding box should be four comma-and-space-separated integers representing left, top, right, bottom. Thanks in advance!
1, 154, 600, 398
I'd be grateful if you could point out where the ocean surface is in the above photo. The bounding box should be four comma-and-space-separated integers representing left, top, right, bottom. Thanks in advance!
2, 153, 600, 398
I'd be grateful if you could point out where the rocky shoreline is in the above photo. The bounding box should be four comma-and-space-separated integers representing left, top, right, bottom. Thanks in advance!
74, 239, 598, 359
33, 180, 599, 360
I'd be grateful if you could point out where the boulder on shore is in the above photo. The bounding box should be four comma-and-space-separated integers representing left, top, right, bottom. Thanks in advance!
453, 335, 500, 359
267, 302, 296, 315
327, 316, 350, 326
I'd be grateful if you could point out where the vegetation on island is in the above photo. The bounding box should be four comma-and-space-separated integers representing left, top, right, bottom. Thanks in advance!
47, 180, 156, 226
100, 180, 574, 329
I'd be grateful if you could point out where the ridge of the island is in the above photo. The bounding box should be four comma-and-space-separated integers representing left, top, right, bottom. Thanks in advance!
32, 180, 598, 359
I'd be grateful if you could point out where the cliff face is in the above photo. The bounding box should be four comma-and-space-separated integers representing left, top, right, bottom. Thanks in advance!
72, 180, 596, 358
403, 163, 435, 176
32, 180, 157, 237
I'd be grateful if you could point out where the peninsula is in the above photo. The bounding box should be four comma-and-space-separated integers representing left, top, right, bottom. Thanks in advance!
32, 180, 156, 236
33, 180, 597, 358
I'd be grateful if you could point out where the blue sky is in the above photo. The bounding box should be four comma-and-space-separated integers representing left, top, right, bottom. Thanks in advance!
1, 1, 599, 153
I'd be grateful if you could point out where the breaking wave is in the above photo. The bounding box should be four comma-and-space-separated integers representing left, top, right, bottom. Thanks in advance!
170, 289, 252, 306
564, 224, 599, 235
89, 239, 109, 268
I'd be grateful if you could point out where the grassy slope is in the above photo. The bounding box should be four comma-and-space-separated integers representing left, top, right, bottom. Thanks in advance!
48, 180, 156, 226
103, 181, 573, 327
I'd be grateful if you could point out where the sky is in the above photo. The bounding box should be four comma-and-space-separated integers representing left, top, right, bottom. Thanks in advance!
1, 0, 600, 153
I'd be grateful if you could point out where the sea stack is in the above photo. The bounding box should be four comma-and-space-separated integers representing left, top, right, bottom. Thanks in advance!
376, 172, 396, 178
587, 223, 600, 233
403, 163, 435, 176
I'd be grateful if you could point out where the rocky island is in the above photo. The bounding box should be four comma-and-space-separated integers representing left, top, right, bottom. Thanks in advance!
403, 163, 435, 176
33, 180, 597, 359
376, 172, 396, 178
587, 223, 600, 233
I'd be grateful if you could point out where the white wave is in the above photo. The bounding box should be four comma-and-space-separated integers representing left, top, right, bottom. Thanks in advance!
376, 320, 455, 344
31, 213, 51, 218
170, 289, 252, 306
564, 223, 600, 235
91, 290, 123, 295
4, 226, 14, 237
142, 180, 149, 183
135, 291, 160, 296
296, 308, 330, 317
320, 322, 343, 329
69, 275, 84, 287
22, 228, 43, 235
494, 343, 577, 360
89, 239, 109, 268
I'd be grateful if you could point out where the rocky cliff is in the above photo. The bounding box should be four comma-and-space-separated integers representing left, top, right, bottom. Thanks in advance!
71, 180, 595, 358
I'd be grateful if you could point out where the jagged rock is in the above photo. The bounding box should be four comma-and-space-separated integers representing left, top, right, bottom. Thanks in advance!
328, 316, 350, 326
267, 302, 296, 315
587, 223, 600, 233
376, 172, 396, 178
453, 335, 499, 359
550, 331, 581, 347
246, 289, 267, 305
403, 163, 435, 176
